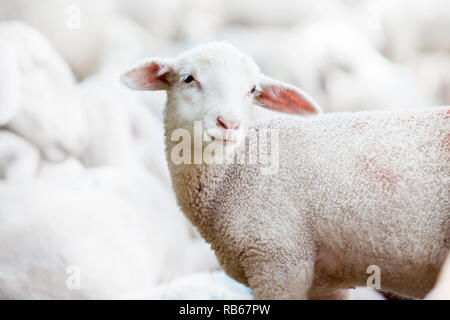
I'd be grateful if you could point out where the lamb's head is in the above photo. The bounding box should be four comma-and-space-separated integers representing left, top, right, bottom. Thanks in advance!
121, 42, 321, 155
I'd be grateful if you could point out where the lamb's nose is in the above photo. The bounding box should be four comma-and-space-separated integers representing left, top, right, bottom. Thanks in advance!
217, 116, 241, 130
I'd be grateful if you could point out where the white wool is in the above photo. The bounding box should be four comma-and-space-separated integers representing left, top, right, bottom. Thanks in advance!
123, 271, 252, 300
0, 22, 88, 161
0, 131, 39, 181
0, 164, 218, 299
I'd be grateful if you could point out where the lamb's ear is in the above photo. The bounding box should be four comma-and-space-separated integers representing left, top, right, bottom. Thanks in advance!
255, 75, 322, 115
121, 58, 174, 91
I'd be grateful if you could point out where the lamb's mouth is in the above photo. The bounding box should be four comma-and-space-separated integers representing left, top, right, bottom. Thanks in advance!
205, 128, 240, 146
206, 131, 238, 146
209, 136, 236, 146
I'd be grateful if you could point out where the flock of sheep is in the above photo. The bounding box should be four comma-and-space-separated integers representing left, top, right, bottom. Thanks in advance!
0, 0, 449, 299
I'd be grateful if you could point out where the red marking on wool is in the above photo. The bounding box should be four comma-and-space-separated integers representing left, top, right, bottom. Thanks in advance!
352, 120, 366, 132
442, 133, 450, 152
437, 108, 450, 119
356, 156, 402, 194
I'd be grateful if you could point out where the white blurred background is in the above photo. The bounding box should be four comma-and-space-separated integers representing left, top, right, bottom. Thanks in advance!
0, 0, 448, 299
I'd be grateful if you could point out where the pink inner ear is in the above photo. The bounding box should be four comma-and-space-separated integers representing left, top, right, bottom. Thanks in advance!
258, 87, 317, 114
125, 62, 170, 90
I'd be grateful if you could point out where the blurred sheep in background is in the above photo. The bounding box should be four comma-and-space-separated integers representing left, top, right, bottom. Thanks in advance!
0, 22, 88, 162
0, 0, 448, 299
0, 21, 218, 299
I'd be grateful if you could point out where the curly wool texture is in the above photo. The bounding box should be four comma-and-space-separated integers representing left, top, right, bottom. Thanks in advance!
167, 107, 450, 299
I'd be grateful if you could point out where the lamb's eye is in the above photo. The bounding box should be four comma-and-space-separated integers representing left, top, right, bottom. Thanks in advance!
250, 85, 256, 94
184, 75, 195, 84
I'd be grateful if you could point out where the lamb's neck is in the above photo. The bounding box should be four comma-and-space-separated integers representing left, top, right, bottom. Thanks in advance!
163, 104, 238, 235
169, 159, 230, 237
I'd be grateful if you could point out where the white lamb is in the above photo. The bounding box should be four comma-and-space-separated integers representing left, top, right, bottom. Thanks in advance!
122, 42, 450, 299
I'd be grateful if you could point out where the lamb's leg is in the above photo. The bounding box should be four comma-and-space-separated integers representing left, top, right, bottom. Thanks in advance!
245, 258, 315, 299
241, 205, 316, 299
